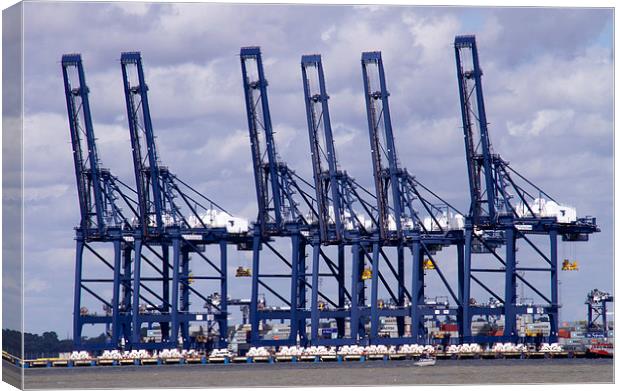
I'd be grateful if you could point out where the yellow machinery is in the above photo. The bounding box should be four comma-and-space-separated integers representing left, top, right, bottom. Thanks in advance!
525, 323, 548, 337
423, 259, 435, 270
361, 267, 372, 280
235, 266, 252, 277
561, 259, 578, 271
188, 273, 195, 284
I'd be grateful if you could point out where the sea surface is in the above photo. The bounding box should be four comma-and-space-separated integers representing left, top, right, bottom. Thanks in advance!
3, 358, 614, 389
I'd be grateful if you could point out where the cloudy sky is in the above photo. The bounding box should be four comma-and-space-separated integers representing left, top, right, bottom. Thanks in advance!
15, 2, 613, 337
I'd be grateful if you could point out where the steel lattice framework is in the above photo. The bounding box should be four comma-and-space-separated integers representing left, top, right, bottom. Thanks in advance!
302, 54, 378, 345
585, 289, 613, 337
240, 47, 317, 347
65, 35, 599, 352
65, 53, 253, 351
454, 35, 598, 343
360, 52, 465, 344
63, 54, 141, 350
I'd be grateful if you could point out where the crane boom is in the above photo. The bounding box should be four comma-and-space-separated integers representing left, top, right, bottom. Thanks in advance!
240, 47, 283, 232
240, 47, 312, 234
121, 52, 164, 235
361, 52, 406, 240
62, 54, 106, 234
301, 54, 344, 241
454, 35, 499, 224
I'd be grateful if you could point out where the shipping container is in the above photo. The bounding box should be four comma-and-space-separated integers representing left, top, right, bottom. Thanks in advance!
558, 329, 571, 338
441, 324, 459, 332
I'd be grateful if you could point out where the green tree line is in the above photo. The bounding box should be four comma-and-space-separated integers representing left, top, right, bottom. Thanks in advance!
2, 329, 106, 359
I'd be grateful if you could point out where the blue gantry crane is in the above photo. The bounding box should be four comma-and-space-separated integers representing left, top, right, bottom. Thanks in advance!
301, 54, 380, 345
120, 52, 176, 348
64, 52, 255, 352
65, 36, 601, 353
360, 51, 466, 344
585, 289, 613, 337
240, 47, 318, 347
119, 51, 254, 349
453, 35, 598, 343
62, 54, 141, 350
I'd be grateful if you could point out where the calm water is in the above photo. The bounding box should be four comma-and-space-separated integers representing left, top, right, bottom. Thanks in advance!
6, 358, 614, 389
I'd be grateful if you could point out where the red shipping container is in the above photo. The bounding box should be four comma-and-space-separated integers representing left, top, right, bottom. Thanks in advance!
441, 324, 459, 332
558, 329, 571, 338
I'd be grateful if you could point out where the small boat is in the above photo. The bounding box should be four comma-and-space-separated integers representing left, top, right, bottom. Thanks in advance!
414, 356, 437, 367
588, 342, 614, 357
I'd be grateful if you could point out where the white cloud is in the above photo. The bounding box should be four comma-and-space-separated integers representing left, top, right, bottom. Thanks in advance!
492, 46, 612, 118
321, 25, 336, 42
507, 109, 575, 137
402, 13, 461, 64
25, 278, 51, 295
352, 5, 384, 12
197, 129, 248, 162
23, 184, 71, 202
114, 2, 152, 17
